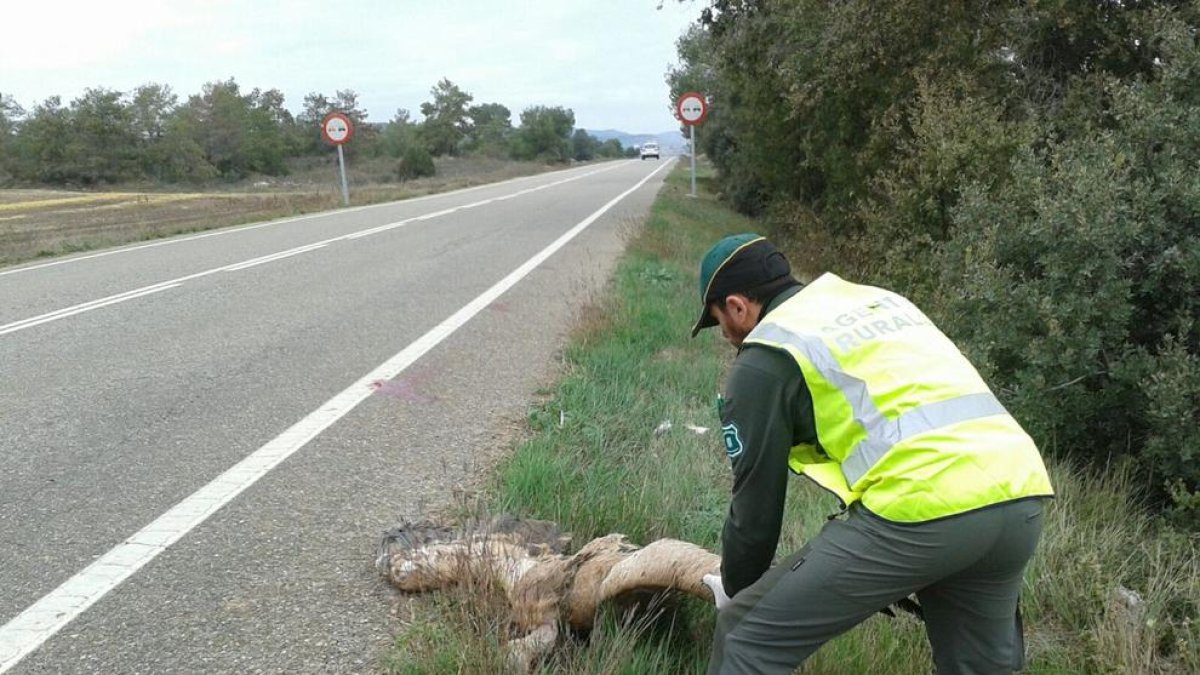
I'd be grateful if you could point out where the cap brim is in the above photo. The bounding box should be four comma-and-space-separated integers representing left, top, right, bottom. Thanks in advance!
691, 306, 718, 338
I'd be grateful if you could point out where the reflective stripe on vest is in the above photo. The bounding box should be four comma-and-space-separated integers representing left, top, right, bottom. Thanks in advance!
750, 322, 1010, 486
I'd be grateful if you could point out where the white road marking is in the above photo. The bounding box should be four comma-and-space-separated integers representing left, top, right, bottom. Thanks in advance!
0, 159, 672, 673
0, 283, 183, 336
0, 163, 629, 336
221, 242, 330, 272
0, 161, 622, 279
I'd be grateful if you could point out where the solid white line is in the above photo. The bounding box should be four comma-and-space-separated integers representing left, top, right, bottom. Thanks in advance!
0, 158, 672, 673
0, 161, 628, 279
0, 163, 628, 337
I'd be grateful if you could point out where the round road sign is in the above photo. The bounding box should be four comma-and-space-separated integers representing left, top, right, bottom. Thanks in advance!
320, 112, 354, 145
676, 92, 708, 126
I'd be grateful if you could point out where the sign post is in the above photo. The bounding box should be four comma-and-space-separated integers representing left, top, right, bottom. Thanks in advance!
675, 92, 708, 197
320, 112, 355, 206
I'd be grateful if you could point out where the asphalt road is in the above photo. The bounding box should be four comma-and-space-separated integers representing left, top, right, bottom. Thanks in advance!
0, 158, 674, 674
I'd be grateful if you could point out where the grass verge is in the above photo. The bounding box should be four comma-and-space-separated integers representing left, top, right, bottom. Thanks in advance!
384, 162, 1199, 674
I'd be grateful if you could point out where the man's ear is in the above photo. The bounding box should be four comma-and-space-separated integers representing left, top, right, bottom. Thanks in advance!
723, 294, 763, 330
723, 294, 750, 318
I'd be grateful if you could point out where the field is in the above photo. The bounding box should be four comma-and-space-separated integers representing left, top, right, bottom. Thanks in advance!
0, 156, 564, 267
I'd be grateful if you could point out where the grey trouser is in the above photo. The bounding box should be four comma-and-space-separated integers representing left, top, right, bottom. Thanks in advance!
709, 498, 1046, 675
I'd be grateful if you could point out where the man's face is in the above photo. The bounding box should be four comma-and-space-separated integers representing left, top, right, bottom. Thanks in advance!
709, 295, 760, 348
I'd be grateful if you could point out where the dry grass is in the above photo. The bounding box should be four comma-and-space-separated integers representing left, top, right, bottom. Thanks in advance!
0, 156, 570, 267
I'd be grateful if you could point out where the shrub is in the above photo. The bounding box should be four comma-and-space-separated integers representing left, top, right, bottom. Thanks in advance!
396, 144, 435, 181
683, 0, 1200, 523
929, 53, 1200, 519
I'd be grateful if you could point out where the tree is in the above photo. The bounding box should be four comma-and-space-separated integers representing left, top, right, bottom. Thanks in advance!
296, 92, 333, 154
66, 88, 141, 184
378, 108, 419, 158
376, 107, 435, 179
242, 88, 292, 175
597, 138, 627, 159
0, 92, 24, 180
10, 89, 140, 184
467, 102, 512, 157
0, 92, 22, 134
9, 96, 72, 183
571, 129, 597, 161
331, 89, 368, 128
152, 114, 218, 183
673, 0, 1200, 520
179, 79, 248, 177
129, 83, 177, 142
512, 106, 575, 162
296, 89, 369, 156
419, 78, 474, 156
177, 79, 289, 178
330, 89, 373, 155
128, 83, 180, 180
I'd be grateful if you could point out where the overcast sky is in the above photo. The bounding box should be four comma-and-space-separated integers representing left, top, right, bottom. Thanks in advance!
0, 1, 700, 134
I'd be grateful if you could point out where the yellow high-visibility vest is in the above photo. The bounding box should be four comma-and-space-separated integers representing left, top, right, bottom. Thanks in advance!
745, 273, 1054, 522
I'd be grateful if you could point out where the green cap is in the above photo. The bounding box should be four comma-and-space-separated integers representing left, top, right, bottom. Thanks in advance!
691, 233, 791, 337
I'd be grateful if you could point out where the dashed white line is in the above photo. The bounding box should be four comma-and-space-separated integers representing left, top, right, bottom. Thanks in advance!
0, 162, 620, 279
221, 242, 330, 271
0, 158, 672, 674
0, 163, 628, 337
0, 283, 183, 336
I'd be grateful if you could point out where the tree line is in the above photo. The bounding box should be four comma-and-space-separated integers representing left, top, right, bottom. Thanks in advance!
0, 78, 633, 186
671, 0, 1200, 526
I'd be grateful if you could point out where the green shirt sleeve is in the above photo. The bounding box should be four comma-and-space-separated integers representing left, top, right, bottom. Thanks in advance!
719, 344, 817, 596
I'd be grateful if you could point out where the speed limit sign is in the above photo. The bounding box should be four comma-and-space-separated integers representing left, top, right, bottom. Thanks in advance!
676, 92, 708, 126
320, 112, 354, 145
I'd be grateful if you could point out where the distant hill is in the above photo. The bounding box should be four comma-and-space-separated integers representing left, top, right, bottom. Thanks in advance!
584, 129, 688, 155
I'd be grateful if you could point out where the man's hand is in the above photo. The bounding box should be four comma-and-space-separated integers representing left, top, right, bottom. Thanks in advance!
702, 573, 732, 610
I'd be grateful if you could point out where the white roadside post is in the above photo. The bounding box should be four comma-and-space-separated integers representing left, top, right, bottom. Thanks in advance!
675, 92, 709, 198
320, 112, 355, 206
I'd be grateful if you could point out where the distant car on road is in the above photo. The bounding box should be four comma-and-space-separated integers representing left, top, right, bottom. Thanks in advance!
640, 142, 660, 160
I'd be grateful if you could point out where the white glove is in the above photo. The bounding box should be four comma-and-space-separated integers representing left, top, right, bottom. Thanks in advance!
702, 573, 732, 610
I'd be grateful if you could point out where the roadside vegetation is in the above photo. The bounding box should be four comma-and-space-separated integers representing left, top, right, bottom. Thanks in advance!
0, 78, 634, 189
0, 155, 572, 267
0, 77, 642, 268
668, 0, 1200, 527
4, 1, 1193, 670
383, 165, 1199, 674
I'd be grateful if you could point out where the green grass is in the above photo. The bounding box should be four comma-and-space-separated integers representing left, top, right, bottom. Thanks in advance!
383, 163, 1199, 674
